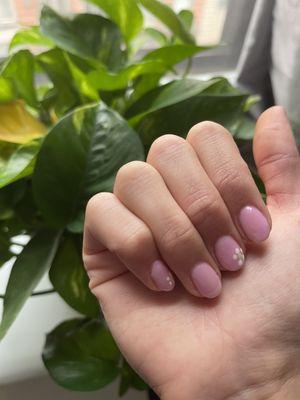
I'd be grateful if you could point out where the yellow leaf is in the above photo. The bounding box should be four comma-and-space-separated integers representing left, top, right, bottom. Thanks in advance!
0, 101, 46, 144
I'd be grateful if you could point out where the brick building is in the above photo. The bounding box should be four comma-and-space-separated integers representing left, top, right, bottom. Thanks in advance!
0, 0, 228, 45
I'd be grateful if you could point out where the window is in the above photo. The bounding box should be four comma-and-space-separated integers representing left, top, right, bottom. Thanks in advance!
0, 0, 14, 25
0, 0, 257, 72
190, 0, 257, 73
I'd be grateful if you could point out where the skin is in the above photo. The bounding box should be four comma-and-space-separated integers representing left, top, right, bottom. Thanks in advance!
83, 106, 300, 399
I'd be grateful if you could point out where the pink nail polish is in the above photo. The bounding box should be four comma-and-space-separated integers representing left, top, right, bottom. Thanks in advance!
214, 236, 245, 271
151, 260, 175, 291
191, 263, 222, 298
239, 206, 270, 242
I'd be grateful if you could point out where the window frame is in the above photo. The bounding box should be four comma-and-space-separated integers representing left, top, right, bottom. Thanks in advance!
189, 0, 257, 73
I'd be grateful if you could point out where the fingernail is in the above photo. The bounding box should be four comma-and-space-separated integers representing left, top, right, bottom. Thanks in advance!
214, 236, 245, 271
239, 206, 270, 242
191, 263, 222, 298
151, 260, 175, 291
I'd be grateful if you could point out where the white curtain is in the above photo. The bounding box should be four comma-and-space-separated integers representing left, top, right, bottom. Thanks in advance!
237, 0, 300, 139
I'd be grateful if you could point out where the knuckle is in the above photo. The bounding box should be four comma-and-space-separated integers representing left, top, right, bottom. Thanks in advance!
86, 192, 114, 216
185, 191, 220, 225
187, 121, 231, 146
159, 218, 194, 251
113, 228, 152, 258
148, 134, 186, 163
114, 161, 155, 193
214, 163, 246, 193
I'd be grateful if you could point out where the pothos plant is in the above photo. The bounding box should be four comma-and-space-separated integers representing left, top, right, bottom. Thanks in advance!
0, 0, 261, 397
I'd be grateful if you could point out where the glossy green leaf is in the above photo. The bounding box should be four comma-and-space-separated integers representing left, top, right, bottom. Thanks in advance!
144, 27, 168, 46
0, 140, 40, 189
129, 79, 250, 148
129, 74, 162, 104
0, 77, 16, 103
1, 50, 37, 107
87, 60, 165, 91
119, 359, 148, 397
64, 54, 99, 102
33, 103, 144, 228
139, 0, 194, 44
50, 236, 99, 318
232, 115, 256, 140
37, 49, 79, 115
126, 78, 221, 120
40, 6, 123, 69
9, 26, 54, 52
143, 44, 212, 69
86, 0, 143, 43
43, 318, 120, 391
178, 9, 194, 31
0, 230, 60, 340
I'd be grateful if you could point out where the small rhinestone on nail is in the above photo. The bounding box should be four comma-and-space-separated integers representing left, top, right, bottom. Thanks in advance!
233, 247, 245, 267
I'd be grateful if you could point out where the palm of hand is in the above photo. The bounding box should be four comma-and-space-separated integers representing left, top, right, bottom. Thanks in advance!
94, 207, 300, 400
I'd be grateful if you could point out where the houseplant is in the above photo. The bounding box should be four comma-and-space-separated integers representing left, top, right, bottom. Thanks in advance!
0, 0, 260, 397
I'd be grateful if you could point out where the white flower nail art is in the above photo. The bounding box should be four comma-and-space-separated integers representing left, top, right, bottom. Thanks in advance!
166, 276, 173, 286
233, 247, 245, 266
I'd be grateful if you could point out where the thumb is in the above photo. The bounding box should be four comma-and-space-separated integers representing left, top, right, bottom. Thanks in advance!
253, 106, 300, 211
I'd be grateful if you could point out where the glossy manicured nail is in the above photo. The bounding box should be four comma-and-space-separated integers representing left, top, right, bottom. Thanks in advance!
151, 260, 175, 291
239, 206, 270, 242
191, 263, 222, 298
214, 236, 245, 271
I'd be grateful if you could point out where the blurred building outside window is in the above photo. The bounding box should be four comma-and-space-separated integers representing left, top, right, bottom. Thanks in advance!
0, 0, 255, 73
0, 0, 229, 44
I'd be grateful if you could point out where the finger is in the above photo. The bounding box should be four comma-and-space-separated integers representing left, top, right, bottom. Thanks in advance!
83, 192, 175, 292
253, 106, 300, 211
114, 161, 222, 299
187, 121, 271, 243
147, 135, 245, 272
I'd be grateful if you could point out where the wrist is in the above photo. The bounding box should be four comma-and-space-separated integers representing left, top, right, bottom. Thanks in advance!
160, 349, 300, 400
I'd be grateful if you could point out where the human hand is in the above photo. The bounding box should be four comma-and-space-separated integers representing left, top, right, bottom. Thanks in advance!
83, 107, 300, 399
84, 108, 271, 299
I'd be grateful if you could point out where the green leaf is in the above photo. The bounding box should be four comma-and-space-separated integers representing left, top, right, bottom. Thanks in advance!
0, 140, 40, 189
231, 114, 256, 140
42, 318, 120, 391
0, 230, 60, 340
143, 44, 212, 69
144, 27, 168, 46
129, 74, 162, 104
49, 236, 99, 318
40, 6, 124, 69
1, 50, 37, 107
0, 77, 16, 103
87, 60, 165, 91
64, 54, 99, 102
37, 49, 79, 115
128, 78, 250, 149
119, 359, 148, 396
126, 78, 221, 120
9, 26, 54, 52
139, 0, 194, 44
178, 9, 194, 31
86, 0, 143, 43
33, 103, 144, 228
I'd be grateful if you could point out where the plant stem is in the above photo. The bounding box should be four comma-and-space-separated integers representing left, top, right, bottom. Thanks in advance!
0, 289, 55, 300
